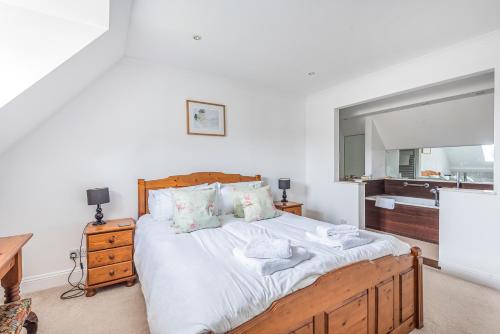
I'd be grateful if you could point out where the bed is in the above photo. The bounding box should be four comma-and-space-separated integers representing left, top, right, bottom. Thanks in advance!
136, 172, 423, 334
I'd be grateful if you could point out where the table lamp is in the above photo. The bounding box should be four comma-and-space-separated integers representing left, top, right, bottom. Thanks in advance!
278, 178, 291, 203
86, 188, 110, 225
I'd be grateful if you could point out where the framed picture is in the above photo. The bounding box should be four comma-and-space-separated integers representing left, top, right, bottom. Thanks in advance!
186, 100, 226, 136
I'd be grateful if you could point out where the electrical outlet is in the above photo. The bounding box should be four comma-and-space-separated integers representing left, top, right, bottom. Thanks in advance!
69, 248, 87, 260
340, 219, 348, 225
69, 250, 78, 260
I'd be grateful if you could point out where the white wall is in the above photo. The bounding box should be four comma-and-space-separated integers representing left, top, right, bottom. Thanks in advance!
306, 29, 500, 289
439, 189, 500, 289
0, 58, 306, 292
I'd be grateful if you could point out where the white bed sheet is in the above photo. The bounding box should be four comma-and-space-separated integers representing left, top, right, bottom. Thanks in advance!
134, 212, 410, 334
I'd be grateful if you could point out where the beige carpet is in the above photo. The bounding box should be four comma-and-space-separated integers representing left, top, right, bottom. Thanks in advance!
25, 266, 500, 334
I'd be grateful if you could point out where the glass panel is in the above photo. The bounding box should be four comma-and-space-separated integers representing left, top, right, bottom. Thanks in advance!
385, 145, 494, 183
344, 134, 365, 179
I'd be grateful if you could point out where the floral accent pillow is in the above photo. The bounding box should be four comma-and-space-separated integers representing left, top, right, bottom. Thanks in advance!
171, 188, 221, 233
233, 185, 282, 222
219, 181, 263, 215
148, 183, 210, 221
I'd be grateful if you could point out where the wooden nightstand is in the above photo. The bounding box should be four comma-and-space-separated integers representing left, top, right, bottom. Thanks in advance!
274, 201, 303, 216
84, 218, 136, 297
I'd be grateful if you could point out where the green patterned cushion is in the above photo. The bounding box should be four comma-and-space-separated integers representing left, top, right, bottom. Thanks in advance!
219, 181, 263, 215
230, 182, 263, 217
234, 185, 282, 222
171, 188, 221, 233
0, 298, 31, 334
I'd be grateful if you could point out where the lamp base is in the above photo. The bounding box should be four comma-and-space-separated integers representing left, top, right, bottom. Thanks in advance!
93, 204, 106, 226
281, 189, 288, 203
92, 220, 107, 226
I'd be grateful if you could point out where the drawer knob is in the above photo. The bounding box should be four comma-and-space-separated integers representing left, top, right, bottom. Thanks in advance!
108, 254, 115, 260
108, 236, 116, 244
109, 269, 115, 276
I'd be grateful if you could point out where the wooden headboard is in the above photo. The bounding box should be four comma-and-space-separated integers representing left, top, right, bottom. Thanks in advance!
138, 172, 261, 217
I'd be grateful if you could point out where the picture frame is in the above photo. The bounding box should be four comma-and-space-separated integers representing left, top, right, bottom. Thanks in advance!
186, 100, 226, 136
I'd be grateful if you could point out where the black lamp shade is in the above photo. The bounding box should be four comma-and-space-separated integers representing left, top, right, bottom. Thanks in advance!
278, 178, 291, 190
87, 188, 110, 206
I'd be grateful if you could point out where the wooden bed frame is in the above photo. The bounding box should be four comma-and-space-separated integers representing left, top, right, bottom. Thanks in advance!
138, 172, 423, 334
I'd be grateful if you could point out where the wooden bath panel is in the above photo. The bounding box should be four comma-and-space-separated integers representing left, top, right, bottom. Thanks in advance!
365, 200, 439, 244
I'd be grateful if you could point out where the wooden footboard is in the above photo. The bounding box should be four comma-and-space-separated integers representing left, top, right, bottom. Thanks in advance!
227, 247, 423, 334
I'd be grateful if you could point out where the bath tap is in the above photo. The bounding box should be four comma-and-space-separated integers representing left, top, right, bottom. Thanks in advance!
430, 186, 440, 207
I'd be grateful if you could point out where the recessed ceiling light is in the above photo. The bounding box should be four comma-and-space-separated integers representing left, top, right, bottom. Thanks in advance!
307, 71, 316, 76
193, 34, 202, 41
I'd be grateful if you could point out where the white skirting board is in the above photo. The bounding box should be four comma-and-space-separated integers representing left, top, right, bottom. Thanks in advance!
18, 268, 85, 294
440, 261, 500, 291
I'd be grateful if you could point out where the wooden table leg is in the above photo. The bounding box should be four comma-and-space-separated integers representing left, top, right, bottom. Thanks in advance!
1, 251, 22, 303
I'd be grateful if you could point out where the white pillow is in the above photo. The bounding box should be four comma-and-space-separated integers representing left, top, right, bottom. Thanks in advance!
219, 181, 263, 215
148, 183, 213, 221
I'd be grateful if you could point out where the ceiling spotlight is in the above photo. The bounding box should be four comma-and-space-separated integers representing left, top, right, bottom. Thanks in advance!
307, 71, 316, 76
193, 35, 202, 41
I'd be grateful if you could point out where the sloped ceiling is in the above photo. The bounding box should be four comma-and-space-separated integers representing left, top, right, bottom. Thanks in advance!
126, 0, 500, 93
0, 2, 108, 109
0, 0, 132, 155
0, 0, 109, 27
373, 93, 494, 150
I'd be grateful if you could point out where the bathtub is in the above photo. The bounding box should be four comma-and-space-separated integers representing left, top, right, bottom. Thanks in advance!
365, 195, 439, 244
365, 195, 438, 209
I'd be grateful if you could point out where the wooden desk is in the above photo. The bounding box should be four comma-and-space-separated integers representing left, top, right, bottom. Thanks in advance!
0, 234, 32, 303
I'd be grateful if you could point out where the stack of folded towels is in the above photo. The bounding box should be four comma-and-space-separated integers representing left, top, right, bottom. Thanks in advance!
305, 224, 372, 250
233, 238, 311, 276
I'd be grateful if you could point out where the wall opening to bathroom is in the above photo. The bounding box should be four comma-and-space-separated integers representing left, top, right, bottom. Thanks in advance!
336, 70, 495, 266
338, 70, 495, 188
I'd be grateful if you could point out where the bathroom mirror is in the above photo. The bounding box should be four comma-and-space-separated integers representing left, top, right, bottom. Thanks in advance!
385, 145, 494, 183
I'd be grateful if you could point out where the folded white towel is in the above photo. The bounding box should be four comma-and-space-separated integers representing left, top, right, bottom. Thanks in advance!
305, 232, 373, 250
316, 224, 359, 238
243, 238, 292, 259
375, 197, 395, 210
233, 246, 311, 276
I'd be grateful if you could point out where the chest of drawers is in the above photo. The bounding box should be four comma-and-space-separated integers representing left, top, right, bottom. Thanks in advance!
84, 218, 136, 297
274, 201, 303, 216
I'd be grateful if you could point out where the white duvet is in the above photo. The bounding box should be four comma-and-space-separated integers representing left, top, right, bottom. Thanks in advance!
134, 212, 410, 334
